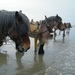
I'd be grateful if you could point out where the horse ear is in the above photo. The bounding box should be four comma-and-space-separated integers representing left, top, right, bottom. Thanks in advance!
69, 23, 71, 25
56, 14, 58, 17
15, 11, 22, 22
19, 10, 22, 13
45, 15, 48, 22
30, 19, 33, 24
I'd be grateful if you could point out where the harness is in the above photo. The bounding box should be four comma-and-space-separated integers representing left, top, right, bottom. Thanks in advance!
46, 22, 53, 33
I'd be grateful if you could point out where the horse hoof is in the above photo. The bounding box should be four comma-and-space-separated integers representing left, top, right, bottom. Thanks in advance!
34, 49, 37, 52
38, 50, 44, 55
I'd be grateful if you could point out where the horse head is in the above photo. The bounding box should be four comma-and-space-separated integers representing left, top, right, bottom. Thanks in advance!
45, 15, 65, 31
8, 11, 30, 53
55, 14, 62, 23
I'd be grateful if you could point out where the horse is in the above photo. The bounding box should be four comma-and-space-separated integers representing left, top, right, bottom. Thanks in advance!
64, 22, 72, 28
29, 14, 64, 54
0, 10, 30, 53
53, 23, 66, 39
58, 22, 72, 35
64, 22, 72, 34
30, 19, 40, 33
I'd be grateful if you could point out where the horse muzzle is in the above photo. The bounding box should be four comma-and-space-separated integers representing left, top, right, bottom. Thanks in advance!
17, 45, 30, 53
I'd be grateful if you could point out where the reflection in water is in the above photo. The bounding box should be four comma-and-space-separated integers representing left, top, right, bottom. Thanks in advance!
15, 52, 45, 75
26, 53, 45, 75
66, 28, 70, 36
16, 52, 25, 75
16, 52, 24, 70
0, 52, 7, 74
0, 52, 7, 67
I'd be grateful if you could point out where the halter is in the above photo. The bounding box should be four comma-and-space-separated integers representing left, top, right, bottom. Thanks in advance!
56, 22, 62, 30
46, 22, 53, 32
39, 21, 53, 35
8, 20, 23, 43
40, 19, 61, 35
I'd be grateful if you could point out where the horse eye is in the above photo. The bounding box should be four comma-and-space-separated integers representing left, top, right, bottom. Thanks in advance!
14, 26, 17, 30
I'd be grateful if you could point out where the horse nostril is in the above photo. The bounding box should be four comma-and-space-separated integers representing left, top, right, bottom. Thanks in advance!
63, 28, 65, 30
18, 49, 24, 53
17, 46, 24, 53
27, 47, 30, 50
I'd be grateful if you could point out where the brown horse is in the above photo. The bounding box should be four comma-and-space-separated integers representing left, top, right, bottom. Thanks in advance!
53, 23, 66, 39
0, 10, 30, 53
64, 22, 72, 34
58, 22, 72, 36
64, 22, 72, 28
30, 14, 63, 54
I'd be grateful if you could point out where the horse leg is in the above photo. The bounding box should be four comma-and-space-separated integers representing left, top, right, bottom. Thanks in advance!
54, 29, 57, 41
38, 43, 44, 55
0, 37, 4, 46
34, 38, 38, 52
54, 29, 57, 36
0, 41, 3, 46
63, 30, 65, 36
15, 43, 18, 49
63, 30, 65, 39
59, 30, 61, 35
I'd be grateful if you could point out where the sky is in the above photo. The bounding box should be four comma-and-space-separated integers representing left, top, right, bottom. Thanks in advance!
0, 0, 75, 26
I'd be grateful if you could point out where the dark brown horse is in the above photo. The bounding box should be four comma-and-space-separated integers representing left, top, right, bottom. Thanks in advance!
30, 14, 63, 54
0, 10, 30, 53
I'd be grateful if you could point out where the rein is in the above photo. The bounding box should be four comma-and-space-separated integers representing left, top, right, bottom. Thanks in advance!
40, 29, 49, 35
39, 21, 59, 35
45, 22, 52, 33
39, 22, 52, 35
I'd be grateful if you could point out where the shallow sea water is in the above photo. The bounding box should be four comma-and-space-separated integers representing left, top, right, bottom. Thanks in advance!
0, 27, 75, 75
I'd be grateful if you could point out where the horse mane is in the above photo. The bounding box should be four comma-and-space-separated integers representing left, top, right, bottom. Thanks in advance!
41, 16, 59, 24
47, 16, 56, 21
0, 10, 15, 35
47, 15, 62, 21
40, 16, 57, 24
18, 11, 30, 32
41, 20, 46, 24
0, 10, 29, 35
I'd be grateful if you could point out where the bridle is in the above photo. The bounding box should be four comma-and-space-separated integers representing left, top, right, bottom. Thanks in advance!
40, 20, 57, 34
56, 22, 63, 30
8, 20, 23, 43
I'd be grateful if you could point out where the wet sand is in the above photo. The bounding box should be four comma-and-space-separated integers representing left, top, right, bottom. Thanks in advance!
0, 27, 75, 75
